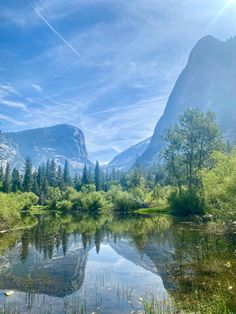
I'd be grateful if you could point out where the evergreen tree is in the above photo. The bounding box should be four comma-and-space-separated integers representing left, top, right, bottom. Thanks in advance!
82, 164, 89, 185
88, 166, 93, 184
74, 172, 82, 191
57, 165, 65, 190
37, 165, 45, 189
11, 168, 22, 192
63, 160, 71, 186
39, 178, 49, 205
2, 163, 11, 193
46, 159, 50, 182
94, 161, 101, 191
48, 159, 57, 187
0, 166, 3, 189
32, 174, 40, 196
23, 157, 33, 192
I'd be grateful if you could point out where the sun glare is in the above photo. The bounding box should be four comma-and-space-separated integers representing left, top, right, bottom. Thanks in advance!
227, 0, 236, 5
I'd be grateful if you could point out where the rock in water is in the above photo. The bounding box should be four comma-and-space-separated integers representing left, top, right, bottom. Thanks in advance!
4, 290, 14, 296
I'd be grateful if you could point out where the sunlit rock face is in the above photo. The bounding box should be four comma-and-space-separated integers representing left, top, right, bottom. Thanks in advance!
107, 137, 151, 171
139, 35, 236, 167
0, 133, 23, 170
0, 124, 93, 172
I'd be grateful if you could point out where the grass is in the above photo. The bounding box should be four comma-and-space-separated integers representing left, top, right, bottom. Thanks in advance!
136, 207, 171, 215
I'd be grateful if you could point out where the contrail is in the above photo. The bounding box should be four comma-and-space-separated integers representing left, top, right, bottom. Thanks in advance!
34, 8, 80, 58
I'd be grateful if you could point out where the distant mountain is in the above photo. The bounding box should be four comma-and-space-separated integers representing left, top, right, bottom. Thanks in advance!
0, 124, 92, 172
107, 137, 151, 170
0, 133, 24, 169
138, 35, 236, 167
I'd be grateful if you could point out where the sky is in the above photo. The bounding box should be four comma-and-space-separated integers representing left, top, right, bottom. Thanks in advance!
0, 0, 236, 163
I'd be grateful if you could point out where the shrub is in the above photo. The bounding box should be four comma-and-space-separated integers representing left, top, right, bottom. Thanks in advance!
80, 191, 108, 211
0, 192, 38, 229
168, 190, 205, 216
56, 200, 73, 211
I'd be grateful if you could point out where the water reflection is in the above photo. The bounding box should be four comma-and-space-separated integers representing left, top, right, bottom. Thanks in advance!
0, 212, 235, 313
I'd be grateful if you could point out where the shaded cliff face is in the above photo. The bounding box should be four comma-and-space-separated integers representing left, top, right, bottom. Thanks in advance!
1, 124, 92, 171
107, 137, 151, 170
139, 36, 236, 167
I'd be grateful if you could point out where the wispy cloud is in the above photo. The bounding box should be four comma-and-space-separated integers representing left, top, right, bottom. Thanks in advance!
0, 99, 28, 112
0, 0, 235, 161
0, 114, 27, 126
31, 83, 43, 92
0, 84, 28, 112
33, 7, 80, 58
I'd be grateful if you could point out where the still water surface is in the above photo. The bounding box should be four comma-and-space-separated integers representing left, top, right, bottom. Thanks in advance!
0, 212, 235, 313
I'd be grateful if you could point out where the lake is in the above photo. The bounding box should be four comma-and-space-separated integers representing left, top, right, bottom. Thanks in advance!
0, 212, 235, 313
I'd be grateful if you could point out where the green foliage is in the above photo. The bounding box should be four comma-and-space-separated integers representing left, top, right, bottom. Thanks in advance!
56, 200, 73, 211
145, 185, 172, 209
2, 163, 11, 193
163, 108, 223, 193
200, 150, 236, 220
63, 160, 71, 186
45, 187, 62, 209
23, 157, 33, 192
107, 186, 142, 211
168, 189, 205, 216
0, 192, 38, 229
11, 168, 22, 192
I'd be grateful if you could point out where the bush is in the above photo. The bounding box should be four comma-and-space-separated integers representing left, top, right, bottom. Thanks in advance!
113, 191, 141, 211
168, 190, 205, 216
79, 191, 108, 211
46, 187, 62, 209
0, 192, 39, 229
56, 200, 73, 211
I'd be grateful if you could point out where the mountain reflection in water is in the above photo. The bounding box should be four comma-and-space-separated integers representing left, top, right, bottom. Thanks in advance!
0, 212, 235, 313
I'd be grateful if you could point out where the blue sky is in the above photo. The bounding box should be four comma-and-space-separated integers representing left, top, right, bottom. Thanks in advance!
0, 0, 236, 163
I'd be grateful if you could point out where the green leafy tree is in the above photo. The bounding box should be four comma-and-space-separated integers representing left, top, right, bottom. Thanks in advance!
163, 108, 222, 194
200, 149, 236, 219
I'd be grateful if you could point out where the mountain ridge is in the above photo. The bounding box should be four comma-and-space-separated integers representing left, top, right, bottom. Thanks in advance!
0, 124, 93, 172
137, 35, 236, 167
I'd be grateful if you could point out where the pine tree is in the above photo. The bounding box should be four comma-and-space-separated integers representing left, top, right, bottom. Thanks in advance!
32, 174, 40, 196
88, 166, 93, 184
23, 157, 33, 192
82, 164, 89, 185
46, 159, 50, 182
57, 165, 65, 190
63, 160, 71, 186
39, 178, 49, 205
11, 168, 22, 192
48, 159, 57, 187
94, 161, 101, 191
2, 163, 11, 193
37, 165, 45, 189
0, 166, 4, 189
